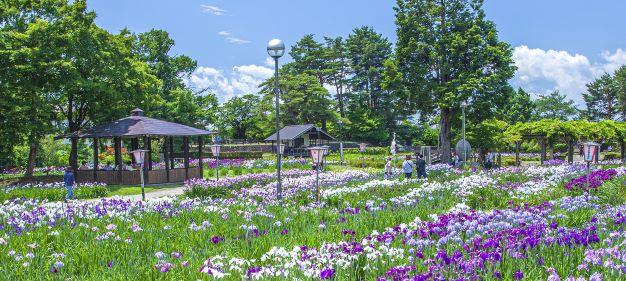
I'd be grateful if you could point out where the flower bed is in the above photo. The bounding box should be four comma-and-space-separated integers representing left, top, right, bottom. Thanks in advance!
564, 169, 618, 191
1, 182, 108, 201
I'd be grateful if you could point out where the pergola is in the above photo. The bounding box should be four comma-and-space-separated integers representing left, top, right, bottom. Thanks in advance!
59, 108, 216, 185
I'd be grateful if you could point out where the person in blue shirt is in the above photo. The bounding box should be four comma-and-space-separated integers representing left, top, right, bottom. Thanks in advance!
64, 167, 76, 202
402, 155, 414, 179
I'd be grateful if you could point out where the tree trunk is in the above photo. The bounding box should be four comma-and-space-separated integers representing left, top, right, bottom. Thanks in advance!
25, 132, 39, 178
70, 138, 78, 170
440, 107, 452, 164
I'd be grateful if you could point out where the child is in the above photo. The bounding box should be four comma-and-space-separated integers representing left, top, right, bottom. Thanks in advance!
384, 156, 393, 179
402, 155, 413, 179
64, 167, 76, 202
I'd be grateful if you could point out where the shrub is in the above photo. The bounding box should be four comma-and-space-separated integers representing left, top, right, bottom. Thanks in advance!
343, 147, 390, 155
604, 152, 621, 161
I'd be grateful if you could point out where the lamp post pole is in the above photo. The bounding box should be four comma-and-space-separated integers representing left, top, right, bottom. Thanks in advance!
338, 120, 344, 166
268, 39, 285, 201
461, 101, 467, 169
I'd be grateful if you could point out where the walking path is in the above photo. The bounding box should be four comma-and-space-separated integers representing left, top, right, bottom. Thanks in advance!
86, 185, 186, 202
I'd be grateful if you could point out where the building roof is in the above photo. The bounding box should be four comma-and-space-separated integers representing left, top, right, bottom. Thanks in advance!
265, 124, 335, 141
60, 109, 216, 138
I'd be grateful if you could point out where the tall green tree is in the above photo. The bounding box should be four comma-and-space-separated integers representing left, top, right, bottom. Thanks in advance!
323, 36, 351, 118
288, 34, 327, 85
216, 94, 262, 139
533, 91, 578, 121
613, 65, 626, 120
259, 73, 336, 129
583, 73, 619, 121
346, 26, 392, 111
502, 87, 535, 124
392, 0, 516, 163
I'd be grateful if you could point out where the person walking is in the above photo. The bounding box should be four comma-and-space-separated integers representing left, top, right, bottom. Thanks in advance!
485, 151, 493, 170
64, 167, 76, 202
402, 155, 413, 179
384, 156, 393, 180
415, 153, 427, 179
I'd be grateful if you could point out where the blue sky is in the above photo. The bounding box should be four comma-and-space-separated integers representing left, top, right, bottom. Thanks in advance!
89, 0, 626, 105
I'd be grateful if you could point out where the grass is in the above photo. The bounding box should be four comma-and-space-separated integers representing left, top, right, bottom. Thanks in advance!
106, 183, 182, 197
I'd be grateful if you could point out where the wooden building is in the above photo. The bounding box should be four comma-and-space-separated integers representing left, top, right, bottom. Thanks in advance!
59, 108, 215, 185
265, 124, 334, 156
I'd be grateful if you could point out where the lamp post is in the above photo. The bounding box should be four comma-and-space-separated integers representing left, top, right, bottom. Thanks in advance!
338, 120, 344, 166
359, 143, 367, 168
308, 146, 326, 202
130, 149, 149, 201
460, 101, 468, 168
210, 144, 221, 181
268, 39, 285, 201
321, 145, 330, 172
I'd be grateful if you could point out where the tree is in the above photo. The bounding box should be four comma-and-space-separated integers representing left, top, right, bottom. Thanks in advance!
288, 34, 327, 85
533, 91, 578, 121
614, 65, 626, 120
346, 26, 392, 111
323, 36, 351, 118
583, 73, 619, 121
216, 94, 262, 139
393, 0, 516, 163
503, 88, 535, 124
259, 73, 336, 129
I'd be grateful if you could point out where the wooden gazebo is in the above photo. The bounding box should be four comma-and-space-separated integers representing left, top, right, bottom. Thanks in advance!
60, 108, 215, 185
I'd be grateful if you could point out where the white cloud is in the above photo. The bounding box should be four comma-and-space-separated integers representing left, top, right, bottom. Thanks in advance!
511, 45, 626, 105
217, 31, 250, 45
185, 64, 273, 103
200, 5, 227, 16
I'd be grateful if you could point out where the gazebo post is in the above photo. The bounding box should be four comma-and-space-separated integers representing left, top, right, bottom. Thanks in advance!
164, 137, 170, 182
93, 138, 99, 181
114, 137, 122, 184
143, 137, 150, 183
130, 138, 138, 164
184, 137, 190, 180
169, 137, 175, 169
198, 136, 204, 179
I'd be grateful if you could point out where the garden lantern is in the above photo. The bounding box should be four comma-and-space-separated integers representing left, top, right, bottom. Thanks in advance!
211, 144, 221, 181
359, 143, 367, 168
268, 38, 285, 201
582, 141, 600, 163
130, 149, 149, 201
278, 143, 285, 155
308, 146, 327, 202
582, 141, 600, 191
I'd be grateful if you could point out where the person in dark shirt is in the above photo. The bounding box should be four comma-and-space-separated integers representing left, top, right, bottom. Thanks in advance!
415, 153, 427, 179
64, 167, 76, 202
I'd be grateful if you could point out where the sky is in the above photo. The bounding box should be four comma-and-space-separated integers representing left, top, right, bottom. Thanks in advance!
88, 0, 626, 105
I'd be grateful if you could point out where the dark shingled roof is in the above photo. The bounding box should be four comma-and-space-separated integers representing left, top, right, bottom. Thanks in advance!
60, 109, 216, 138
265, 124, 335, 141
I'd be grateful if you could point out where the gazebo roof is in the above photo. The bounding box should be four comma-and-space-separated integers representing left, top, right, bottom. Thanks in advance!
265, 124, 335, 141
60, 108, 216, 138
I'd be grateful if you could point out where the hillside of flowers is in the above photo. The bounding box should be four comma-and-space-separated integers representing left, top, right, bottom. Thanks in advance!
2, 163, 626, 280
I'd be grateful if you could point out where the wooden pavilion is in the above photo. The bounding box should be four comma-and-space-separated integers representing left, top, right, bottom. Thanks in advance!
264, 124, 335, 156
60, 108, 215, 185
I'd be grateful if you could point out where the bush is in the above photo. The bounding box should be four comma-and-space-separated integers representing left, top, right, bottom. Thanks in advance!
343, 147, 390, 155
1, 182, 108, 201
202, 151, 263, 159
604, 152, 621, 161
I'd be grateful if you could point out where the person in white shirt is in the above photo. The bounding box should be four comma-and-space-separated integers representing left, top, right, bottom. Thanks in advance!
384, 156, 393, 179
402, 155, 413, 179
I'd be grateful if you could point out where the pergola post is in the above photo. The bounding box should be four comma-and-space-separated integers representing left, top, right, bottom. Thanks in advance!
540, 137, 546, 165
114, 137, 122, 184
198, 136, 204, 179
619, 140, 626, 164
567, 139, 574, 164
183, 137, 190, 180
515, 141, 521, 167
93, 138, 99, 181
143, 137, 150, 183
164, 137, 170, 182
